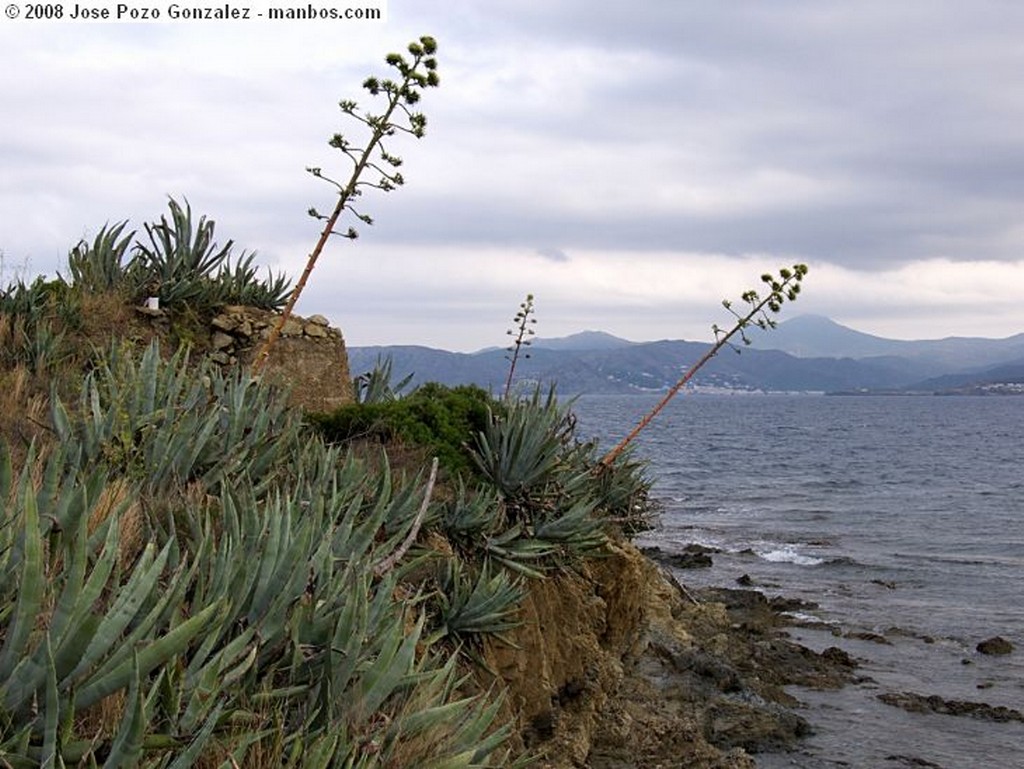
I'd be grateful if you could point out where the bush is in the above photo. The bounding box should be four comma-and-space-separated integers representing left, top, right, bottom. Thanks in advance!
309, 382, 497, 476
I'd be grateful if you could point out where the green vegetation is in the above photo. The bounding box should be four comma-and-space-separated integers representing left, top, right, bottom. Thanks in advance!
0, 198, 291, 382
310, 381, 495, 477
0, 29, 808, 765
314, 365, 655, 576
1, 341, 531, 767
0, 204, 654, 769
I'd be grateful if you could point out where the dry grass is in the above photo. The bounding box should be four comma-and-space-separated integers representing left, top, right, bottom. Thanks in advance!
74, 689, 128, 752
0, 362, 52, 471
86, 477, 148, 570
76, 289, 153, 348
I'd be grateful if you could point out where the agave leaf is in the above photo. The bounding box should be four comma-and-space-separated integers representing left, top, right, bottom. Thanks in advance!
358, 613, 424, 715
100, 652, 146, 769
76, 600, 223, 710
64, 541, 168, 684
162, 703, 224, 769
0, 440, 12, 503
0, 477, 45, 681
40, 636, 59, 769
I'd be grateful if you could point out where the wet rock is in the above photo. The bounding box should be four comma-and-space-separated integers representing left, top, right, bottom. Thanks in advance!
820, 647, 856, 667
885, 755, 944, 768
641, 544, 718, 569
976, 636, 1013, 655
705, 698, 810, 752
768, 596, 820, 614
845, 630, 893, 645
736, 574, 754, 586
878, 691, 1024, 723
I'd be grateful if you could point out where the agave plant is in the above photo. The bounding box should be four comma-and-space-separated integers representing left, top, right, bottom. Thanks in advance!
471, 386, 571, 508
0, 429, 522, 767
131, 198, 291, 314
50, 340, 301, 497
432, 558, 525, 646
65, 220, 140, 295
214, 250, 292, 311
354, 354, 414, 404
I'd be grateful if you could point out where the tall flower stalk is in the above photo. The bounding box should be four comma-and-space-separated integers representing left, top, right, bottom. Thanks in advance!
601, 264, 808, 466
254, 36, 440, 370
503, 293, 537, 400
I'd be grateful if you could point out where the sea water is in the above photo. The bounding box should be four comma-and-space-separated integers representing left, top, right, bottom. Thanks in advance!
572, 394, 1024, 768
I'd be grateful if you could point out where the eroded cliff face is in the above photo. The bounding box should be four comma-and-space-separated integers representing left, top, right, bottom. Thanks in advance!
478, 539, 854, 768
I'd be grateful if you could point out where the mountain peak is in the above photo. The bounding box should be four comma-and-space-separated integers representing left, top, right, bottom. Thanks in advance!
750, 314, 895, 358
531, 330, 635, 351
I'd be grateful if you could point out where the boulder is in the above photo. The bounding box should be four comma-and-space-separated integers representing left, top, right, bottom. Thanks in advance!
977, 636, 1014, 656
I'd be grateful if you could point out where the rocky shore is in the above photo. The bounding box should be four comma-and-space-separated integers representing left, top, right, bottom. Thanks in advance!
474, 539, 858, 768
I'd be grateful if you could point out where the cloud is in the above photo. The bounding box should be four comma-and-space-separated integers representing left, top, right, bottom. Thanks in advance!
536, 247, 570, 263
3, 3, 1024, 348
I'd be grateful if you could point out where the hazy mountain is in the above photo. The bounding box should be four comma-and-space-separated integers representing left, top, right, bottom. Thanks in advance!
348, 318, 1024, 396
906, 358, 1024, 394
530, 330, 635, 351
751, 314, 1024, 370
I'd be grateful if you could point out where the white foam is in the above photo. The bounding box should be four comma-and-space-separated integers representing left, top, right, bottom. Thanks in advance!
759, 546, 825, 567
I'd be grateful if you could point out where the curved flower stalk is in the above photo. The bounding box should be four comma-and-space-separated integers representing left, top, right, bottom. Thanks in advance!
601, 264, 808, 466
254, 36, 440, 370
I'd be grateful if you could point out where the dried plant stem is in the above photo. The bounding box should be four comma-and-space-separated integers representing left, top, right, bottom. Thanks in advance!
253, 95, 404, 372
601, 265, 806, 467
373, 457, 438, 577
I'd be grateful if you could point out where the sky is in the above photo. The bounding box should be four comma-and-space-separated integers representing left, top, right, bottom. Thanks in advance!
3, 1, 1024, 352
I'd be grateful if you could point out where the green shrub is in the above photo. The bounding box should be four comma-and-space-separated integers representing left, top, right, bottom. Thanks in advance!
309, 382, 496, 476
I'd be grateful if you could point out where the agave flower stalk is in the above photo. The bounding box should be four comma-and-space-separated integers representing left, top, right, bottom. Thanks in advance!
254, 36, 440, 371
601, 264, 808, 467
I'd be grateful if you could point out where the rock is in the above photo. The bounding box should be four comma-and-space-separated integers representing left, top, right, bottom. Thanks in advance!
845, 630, 892, 645
640, 545, 714, 569
281, 317, 304, 337
211, 331, 235, 350
305, 322, 329, 338
705, 699, 810, 752
308, 313, 330, 326
820, 647, 856, 667
736, 574, 754, 586
879, 691, 1024, 723
977, 636, 1013, 655
211, 314, 237, 332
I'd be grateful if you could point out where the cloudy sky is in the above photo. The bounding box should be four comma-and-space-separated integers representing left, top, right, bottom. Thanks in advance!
3, 1, 1024, 351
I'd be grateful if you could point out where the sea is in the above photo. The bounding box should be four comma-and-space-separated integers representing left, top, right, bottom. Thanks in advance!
571, 393, 1023, 769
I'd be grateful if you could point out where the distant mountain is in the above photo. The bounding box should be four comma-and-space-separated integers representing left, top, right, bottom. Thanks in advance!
750, 314, 1024, 371
906, 358, 1024, 394
531, 330, 635, 352
348, 319, 1024, 396
349, 337, 927, 396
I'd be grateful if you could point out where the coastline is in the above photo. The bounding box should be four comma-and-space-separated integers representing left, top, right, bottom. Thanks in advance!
475, 538, 858, 768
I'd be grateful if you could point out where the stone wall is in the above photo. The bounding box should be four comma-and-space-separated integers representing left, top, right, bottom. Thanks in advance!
208, 305, 355, 413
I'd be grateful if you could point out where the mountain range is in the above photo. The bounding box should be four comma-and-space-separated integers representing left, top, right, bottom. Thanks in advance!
348, 316, 1024, 396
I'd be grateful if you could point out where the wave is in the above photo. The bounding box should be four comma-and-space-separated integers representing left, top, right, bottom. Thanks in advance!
759, 546, 827, 566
